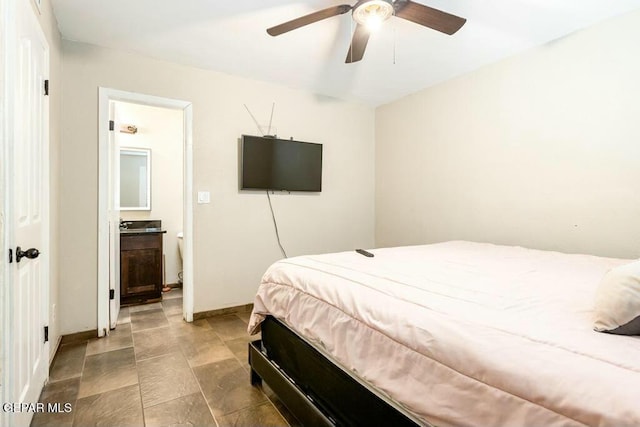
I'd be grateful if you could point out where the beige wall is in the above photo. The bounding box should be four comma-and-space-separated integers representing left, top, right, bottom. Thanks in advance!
60, 41, 375, 334
116, 101, 184, 284
30, 0, 63, 359
376, 9, 640, 259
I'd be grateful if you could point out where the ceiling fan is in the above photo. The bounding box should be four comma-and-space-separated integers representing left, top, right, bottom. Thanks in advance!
267, 0, 467, 63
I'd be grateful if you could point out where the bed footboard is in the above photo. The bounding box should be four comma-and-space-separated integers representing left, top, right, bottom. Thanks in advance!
248, 316, 420, 426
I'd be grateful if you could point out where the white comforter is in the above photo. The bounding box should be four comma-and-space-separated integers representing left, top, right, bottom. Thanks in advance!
249, 241, 640, 427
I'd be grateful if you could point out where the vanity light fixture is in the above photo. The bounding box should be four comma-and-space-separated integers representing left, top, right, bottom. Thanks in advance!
120, 124, 138, 134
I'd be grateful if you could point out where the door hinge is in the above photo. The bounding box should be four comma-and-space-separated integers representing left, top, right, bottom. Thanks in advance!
44, 79, 49, 96
109, 120, 114, 131
8, 248, 12, 263
44, 326, 49, 343
109, 289, 115, 300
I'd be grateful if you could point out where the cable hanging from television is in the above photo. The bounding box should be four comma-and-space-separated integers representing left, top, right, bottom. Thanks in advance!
266, 190, 288, 258
244, 102, 288, 258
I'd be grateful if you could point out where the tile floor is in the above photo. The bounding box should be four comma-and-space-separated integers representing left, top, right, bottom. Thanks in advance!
31, 288, 297, 427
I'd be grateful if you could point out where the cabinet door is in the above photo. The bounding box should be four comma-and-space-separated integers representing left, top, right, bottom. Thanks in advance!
120, 233, 163, 300
121, 248, 162, 297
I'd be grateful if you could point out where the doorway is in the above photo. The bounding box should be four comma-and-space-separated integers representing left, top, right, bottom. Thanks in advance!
97, 88, 194, 337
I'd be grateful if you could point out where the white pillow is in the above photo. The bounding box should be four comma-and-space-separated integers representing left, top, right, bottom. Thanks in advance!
593, 260, 640, 335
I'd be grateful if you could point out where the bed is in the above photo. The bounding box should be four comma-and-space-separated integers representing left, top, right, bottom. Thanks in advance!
247, 241, 640, 426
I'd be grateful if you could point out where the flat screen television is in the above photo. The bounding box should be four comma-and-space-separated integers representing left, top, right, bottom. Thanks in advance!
241, 135, 323, 192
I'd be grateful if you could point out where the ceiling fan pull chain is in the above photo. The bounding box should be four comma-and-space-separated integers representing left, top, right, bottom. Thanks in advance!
393, 26, 396, 65
349, 15, 354, 63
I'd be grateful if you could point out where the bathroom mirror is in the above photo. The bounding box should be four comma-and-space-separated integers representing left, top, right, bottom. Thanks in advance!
120, 148, 151, 210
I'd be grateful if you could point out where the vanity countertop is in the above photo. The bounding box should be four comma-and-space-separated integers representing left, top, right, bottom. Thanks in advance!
120, 228, 167, 235
119, 220, 165, 235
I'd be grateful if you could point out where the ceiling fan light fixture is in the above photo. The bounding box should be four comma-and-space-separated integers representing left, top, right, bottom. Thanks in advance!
353, 0, 394, 31
266, 0, 467, 64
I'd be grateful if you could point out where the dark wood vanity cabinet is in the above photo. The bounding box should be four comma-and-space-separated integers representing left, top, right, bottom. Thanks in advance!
120, 232, 163, 305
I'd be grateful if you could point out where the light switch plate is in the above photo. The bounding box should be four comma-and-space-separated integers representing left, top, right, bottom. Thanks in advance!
197, 191, 210, 204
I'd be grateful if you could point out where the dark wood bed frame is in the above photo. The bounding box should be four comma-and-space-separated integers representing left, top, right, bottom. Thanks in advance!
248, 316, 421, 426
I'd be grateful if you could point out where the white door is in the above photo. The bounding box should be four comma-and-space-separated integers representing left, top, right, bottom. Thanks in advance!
6, 0, 50, 426
108, 103, 121, 329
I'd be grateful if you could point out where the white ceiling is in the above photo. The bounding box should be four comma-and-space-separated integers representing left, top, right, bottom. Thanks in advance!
51, 0, 640, 106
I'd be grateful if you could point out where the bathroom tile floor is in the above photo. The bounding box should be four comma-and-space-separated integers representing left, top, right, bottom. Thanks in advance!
31, 288, 298, 427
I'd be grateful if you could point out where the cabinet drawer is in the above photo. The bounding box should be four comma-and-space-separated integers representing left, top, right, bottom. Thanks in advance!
121, 234, 162, 250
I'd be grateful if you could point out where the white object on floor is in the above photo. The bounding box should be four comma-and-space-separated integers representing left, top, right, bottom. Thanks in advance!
177, 231, 184, 261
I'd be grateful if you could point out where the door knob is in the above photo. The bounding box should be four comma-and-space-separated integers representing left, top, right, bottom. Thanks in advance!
16, 246, 40, 263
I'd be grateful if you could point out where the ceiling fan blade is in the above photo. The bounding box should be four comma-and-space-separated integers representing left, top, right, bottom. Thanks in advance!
394, 0, 466, 35
345, 24, 370, 64
267, 5, 352, 36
